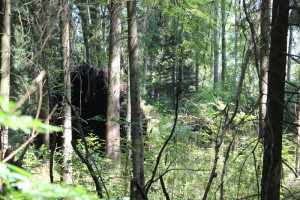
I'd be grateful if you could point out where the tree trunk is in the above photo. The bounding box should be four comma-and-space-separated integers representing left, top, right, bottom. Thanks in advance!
213, 0, 219, 90
195, 53, 199, 93
297, 62, 300, 177
106, 0, 121, 165
261, 0, 289, 199
60, 0, 72, 185
142, 50, 148, 97
178, 23, 184, 92
234, 0, 238, 86
234, 12, 261, 102
128, 0, 145, 198
76, 0, 90, 63
0, 0, 10, 156
287, 26, 293, 82
89, 0, 107, 67
124, 65, 131, 196
41, 0, 50, 162
221, 0, 227, 85
259, 0, 270, 139
142, 7, 148, 98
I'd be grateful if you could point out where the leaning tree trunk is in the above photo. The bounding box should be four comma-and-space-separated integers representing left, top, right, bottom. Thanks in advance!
261, 0, 289, 199
128, 0, 145, 199
60, 0, 72, 185
259, 0, 270, 139
0, 0, 11, 157
106, 0, 121, 165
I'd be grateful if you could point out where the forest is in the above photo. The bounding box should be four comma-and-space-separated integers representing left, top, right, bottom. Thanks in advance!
0, 0, 299, 199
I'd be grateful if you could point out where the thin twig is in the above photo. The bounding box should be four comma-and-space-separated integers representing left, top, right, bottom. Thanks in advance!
159, 174, 170, 200
145, 89, 181, 194
12, 70, 46, 113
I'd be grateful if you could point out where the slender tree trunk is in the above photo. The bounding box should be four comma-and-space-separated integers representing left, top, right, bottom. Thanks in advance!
123, 46, 131, 194
195, 53, 199, 93
297, 64, 300, 177
0, 0, 10, 156
101, 6, 108, 56
213, 0, 219, 90
173, 19, 179, 109
124, 65, 131, 196
151, 62, 156, 101
287, 26, 293, 82
221, 0, 227, 85
261, 0, 289, 199
142, 7, 148, 98
142, 50, 148, 97
234, 0, 238, 86
106, 0, 121, 165
76, 0, 90, 63
128, 0, 145, 198
41, 0, 50, 163
60, 0, 72, 185
259, 0, 270, 139
89, 0, 103, 66
178, 23, 184, 92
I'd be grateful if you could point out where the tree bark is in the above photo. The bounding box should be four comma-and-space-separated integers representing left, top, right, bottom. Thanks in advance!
106, 0, 121, 165
234, 0, 238, 86
261, 0, 289, 199
178, 22, 184, 92
142, 7, 148, 98
60, 0, 72, 185
128, 0, 145, 198
89, 0, 106, 67
0, 0, 10, 156
124, 65, 131, 196
297, 59, 300, 177
259, 0, 270, 139
213, 0, 219, 90
195, 53, 199, 93
221, 0, 227, 85
40, 0, 50, 156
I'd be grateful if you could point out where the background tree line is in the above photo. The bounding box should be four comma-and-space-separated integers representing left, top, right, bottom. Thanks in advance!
0, 0, 299, 199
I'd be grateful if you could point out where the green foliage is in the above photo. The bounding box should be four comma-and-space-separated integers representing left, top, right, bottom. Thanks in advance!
0, 163, 96, 200
0, 97, 95, 199
0, 96, 60, 134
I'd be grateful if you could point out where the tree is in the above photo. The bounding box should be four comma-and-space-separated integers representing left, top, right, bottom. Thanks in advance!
259, 0, 270, 138
106, 0, 121, 165
261, 0, 289, 199
75, 0, 90, 64
89, 0, 107, 67
221, 0, 227, 85
0, 0, 11, 156
60, 0, 72, 185
142, 7, 148, 97
297, 60, 300, 177
287, 26, 293, 82
128, 0, 145, 198
213, 0, 219, 90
